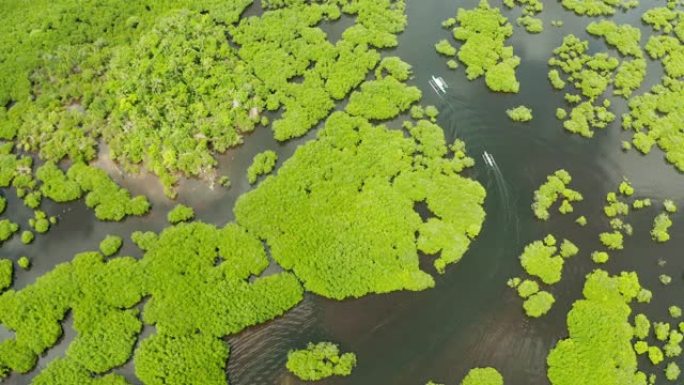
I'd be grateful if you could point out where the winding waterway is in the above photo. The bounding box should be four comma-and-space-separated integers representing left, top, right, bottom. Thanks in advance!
4, 0, 684, 384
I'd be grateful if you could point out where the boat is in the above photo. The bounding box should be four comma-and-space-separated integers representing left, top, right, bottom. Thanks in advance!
429, 75, 448, 94
482, 151, 496, 167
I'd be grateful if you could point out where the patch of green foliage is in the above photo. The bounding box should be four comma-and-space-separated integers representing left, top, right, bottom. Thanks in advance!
523, 291, 555, 318
599, 231, 624, 250
235, 112, 486, 299
460, 367, 504, 385
507, 106, 533, 122
548, 29, 645, 138
531, 169, 583, 220
31, 357, 131, 385
623, 78, 684, 172
517, 16, 543, 33
247, 151, 278, 184
286, 342, 357, 381
666, 362, 681, 381
438, 0, 521, 93
519, 237, 564, 285
559, 239, 579, 258
604, 192, 629, 217
546, 270, 646, 385
649, 346, 664, 365
670, 306, 682, 318
166, 204, 195, 225
435, 40, 457, 56
346, 76, 422, 120
664, 199, 677, 213
634, 313, 651, 339
0, 0, 411, 196
517, 279, 540, 298
20, 231, 34, 245
17, 255, 31, 270
99, 236, 123, 257
651, 213, 672, 242
560, 0, 639, 16
591, 251, 610, 264
0, 219, 18, 245
661, 274, 673, 285
135, 334, 228, 385
0, 221, 304, 380
0, 260, 12, 292
655, 322, 672, 341
62, 163, 150, 221
29, 210, 50, 234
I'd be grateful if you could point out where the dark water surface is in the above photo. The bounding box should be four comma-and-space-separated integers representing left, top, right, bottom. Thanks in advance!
4, 1, 684, 384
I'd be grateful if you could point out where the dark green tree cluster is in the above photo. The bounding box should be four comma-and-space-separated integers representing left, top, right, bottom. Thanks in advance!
166, 204, 195, 225
0, 221, 305, 383
0, 0, 412, 197
503, 0, 544, 33
460, 367, 504, 385
36, 162, 82, 202
560, 0, 639, 16
31, 357, 131, 385
286, 342, 357, 381
547, 270, 646, 385
623, 9, 684, 173
0, 220, 19, 245
99, 235, 123, 257
1, 151, 149, 226
509, 235, 577, 318
346, 76, 422, 120
531, 169, 583, 220
506, 106, 533, 122
548, 22, 648, 140
246, 150, 278, 184
230, 0, 408, 142
0, 0, 254, 196
235, 111, 486, 299
67, 163, 150, 221
103, 10, 266, 197
437, 0, 521, 93
0, 259, 12, 291
135, 334, 228, 385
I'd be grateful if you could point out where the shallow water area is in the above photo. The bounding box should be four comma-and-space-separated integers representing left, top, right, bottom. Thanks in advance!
4, 0, 684, 384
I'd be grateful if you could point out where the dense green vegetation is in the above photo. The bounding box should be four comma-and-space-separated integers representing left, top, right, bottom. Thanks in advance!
99, 236, 123, 257
531, 169, 583, 220
506, 106, 533, 122
286, 342, 357, 381
560, 0, 639, 16
460, 367, 504, 385
547, 270, 646, 385
437, 0, 521, 93
0, 222, 304, 381
166, 204, 195, 225
17, 257, 30, 270
504, 0, 544, 33
511, 235, 578, 318
523, 291, 555, 318
0, 0, 412, 196
0, 259, 12, 291
247, 151, 278, 184
235, 112, 486, 299
519, 236, 564, 285
651, 213, 672, 242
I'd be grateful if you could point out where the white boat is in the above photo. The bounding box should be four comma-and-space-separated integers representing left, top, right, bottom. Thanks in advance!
482, 151, 496, 167
429, 75, 448, 94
